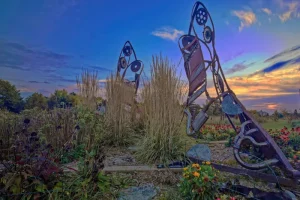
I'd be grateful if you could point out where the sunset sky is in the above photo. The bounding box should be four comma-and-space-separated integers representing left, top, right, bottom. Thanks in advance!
0, 0, 299, 113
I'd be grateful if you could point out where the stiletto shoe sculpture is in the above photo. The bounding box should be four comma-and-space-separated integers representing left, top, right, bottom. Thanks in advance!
178, 1, 300, 180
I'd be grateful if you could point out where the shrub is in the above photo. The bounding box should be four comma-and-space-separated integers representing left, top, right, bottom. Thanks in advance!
0, 110, 20, 158
179, 162, 219, 200
136, 54, 185, 163
75, 106, 106, 150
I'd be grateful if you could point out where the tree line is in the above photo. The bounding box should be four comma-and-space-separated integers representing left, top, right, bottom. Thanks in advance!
0, 79, 102, 113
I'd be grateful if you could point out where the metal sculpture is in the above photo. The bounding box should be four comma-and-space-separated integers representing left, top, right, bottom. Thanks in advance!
117, 41, 144, 94
178, 1, 300, 182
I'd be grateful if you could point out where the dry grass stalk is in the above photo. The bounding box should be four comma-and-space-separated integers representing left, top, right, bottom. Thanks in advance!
104, 74, 136, 145
136, 54, 186, 163
76, 69, 99, 109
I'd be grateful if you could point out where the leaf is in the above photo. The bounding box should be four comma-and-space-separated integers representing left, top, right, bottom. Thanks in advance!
54, 182, 63, 191
35, 184, 47, 192
10, 184, 22, 194
15, 175, 21, 186
5, 173, 18, 191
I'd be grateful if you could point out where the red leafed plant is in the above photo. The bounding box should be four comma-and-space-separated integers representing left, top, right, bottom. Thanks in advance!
269, 126, 300, 161
0, 118, 63, 199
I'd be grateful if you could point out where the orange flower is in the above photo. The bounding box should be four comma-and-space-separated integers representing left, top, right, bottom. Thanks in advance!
205, 161, 211, 165
192, 163, 200, 168
193, 172, 200, 177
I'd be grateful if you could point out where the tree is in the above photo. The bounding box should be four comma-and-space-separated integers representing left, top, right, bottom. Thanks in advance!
68, 92, 81, 107
281, 108, 292, 123
0, 79, 24, 113
294, 109, 298, 118
48, 89, 71, 109
24, 92, 48, 110
273, 110, 279, 121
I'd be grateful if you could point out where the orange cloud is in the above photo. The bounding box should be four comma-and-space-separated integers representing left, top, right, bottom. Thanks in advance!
250, 102, 283, 111
184, 64, 299, 103
277, 1, 300, 22
232, 10, 257, 31
267, 103, 280, 110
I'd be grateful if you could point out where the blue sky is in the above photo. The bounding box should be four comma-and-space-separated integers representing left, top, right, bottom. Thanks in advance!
0, 0, 300, 112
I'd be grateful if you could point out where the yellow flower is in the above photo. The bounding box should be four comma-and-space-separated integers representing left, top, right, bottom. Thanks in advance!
192, 163, 200, 168
193, 172, 200, 177
183, 167, 188, 171
205, 161, 211, 165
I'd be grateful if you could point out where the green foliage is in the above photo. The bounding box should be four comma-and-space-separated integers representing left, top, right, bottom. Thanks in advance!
24, 92, 48, 110
291, 121, 300, 128
0, 79, 24, 113
48, 148, 130, 200
179, 162, 220, 200
198, 125, 235, 141
76, 106, 107, 150
158, 187, 182, 200
225, 137, 233, 147
289, 133, 300, 151
48, 89, 78, 109
60, 144, 86, 164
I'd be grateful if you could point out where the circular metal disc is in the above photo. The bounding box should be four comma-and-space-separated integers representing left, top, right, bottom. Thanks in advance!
203, 26, 213, 43
195, 8, 208, 26
130, 60, 142, 72
119, 57, 127, 69
123, 45, 132, 56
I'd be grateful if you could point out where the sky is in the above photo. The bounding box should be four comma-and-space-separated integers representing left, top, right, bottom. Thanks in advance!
0, 0, 300, 113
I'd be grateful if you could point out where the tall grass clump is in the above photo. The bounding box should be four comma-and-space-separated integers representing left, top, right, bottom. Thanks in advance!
104, 74, 136, 146
136, 54, 186, 164
76, 69, 100, 109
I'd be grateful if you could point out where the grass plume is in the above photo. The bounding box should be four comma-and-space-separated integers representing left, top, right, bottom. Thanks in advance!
136, 54, 186, 164
76, 69, 100, 109
104, 74, 136, 146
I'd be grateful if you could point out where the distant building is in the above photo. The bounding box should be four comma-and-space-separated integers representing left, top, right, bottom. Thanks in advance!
258, 110, 269, 117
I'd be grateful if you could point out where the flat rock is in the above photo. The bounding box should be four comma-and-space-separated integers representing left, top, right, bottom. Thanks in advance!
118, 184, 159, 200
187, 144, 211, 161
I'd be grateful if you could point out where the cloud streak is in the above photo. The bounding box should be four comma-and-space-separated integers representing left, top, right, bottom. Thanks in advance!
151, 27, 184, 41
225, 62, 249, 74
0, 41, 72, 72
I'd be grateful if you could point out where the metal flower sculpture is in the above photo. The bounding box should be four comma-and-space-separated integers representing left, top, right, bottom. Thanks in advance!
178, 1, 300, 181
117, 41, 144, 94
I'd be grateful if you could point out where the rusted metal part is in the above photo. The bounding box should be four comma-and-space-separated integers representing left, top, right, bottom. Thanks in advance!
117, 41, 144, 94
220, 182, 298, 200
188, 157, 299, 188
179, 1, 300, 181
